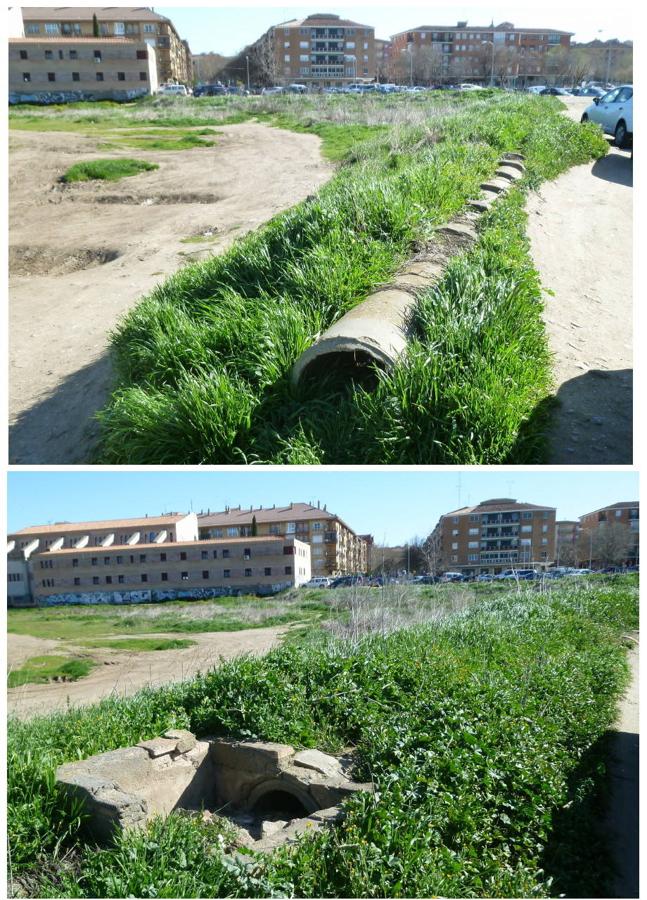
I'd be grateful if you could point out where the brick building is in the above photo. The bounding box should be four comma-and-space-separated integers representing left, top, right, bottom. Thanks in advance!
578, 502, 639, 567
7, 512, 310, 605
9, 37, 157, 102
428, 498, 557, 576
389, 21, 572, 86
248, 12, 376, 88
198, 502, 369, 576
19, 7, 192, 86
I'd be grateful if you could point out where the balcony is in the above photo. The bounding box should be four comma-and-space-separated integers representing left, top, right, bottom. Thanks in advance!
481, 527, 519, 538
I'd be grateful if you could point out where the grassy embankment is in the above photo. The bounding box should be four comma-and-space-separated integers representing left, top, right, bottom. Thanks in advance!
61, 158, 158, 183
7, 578, 637, 898
8, 655, 96, 688
70, 93, 604, 464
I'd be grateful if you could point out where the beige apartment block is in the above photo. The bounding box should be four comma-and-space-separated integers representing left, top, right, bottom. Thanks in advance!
429, 498, 557, 575
22, 536, 310, 606
9, 37, 157, 101
19, 7, 192, 85
253, 12, 376, 87
389, 20, 572, 85
198, 503, 370, 576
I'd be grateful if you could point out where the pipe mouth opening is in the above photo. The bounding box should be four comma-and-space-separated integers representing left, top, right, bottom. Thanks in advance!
251, 790, 311, 820
298, 349, 386, 391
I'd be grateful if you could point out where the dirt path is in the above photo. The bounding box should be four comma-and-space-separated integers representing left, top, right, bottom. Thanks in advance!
526, 97, 632, 463
605, 632, 639, 898
7, 626, 288, 720
9, 123, 332, 463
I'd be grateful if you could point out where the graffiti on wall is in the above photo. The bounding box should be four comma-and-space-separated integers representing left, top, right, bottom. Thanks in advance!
10, 89, 148, 105
38, 582, 293, 606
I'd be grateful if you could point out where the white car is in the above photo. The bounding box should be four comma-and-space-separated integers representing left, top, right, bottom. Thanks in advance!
458, 83, 483, 91
158, 83, 188, 97
303, 576, 331, 588
581, 84, 633, 148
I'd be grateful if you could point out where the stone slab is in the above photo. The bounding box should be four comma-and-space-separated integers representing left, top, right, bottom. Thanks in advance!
164, 729, 197, 753
210, 739, 295, 775
293, 749, 344, 778
138, 737, 180, 758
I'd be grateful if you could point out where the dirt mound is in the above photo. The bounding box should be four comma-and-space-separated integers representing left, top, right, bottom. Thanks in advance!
10, 245, 121, 277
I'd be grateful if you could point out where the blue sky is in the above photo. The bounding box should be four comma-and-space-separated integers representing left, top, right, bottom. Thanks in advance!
7, 471, 638, 545
158, 3, 633, 56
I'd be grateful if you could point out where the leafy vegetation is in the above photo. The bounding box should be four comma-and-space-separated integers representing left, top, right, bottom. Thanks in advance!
78, 93, 606, 464
79, 637, 196, 652
8, 579, 637, 898
8, 655, 95, 688
61, 158, 158, 183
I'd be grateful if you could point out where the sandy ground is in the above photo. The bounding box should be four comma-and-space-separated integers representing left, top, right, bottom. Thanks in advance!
605, 632, 639, 897
526, 97, 633, 463
7, 626, 288, 720
9, 124, 332, 463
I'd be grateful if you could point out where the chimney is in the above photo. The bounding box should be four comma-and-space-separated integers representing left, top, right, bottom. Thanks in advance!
317, 500, 320, 509
324, 504, 327, 511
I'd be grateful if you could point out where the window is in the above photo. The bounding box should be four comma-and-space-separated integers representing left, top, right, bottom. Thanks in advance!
346, 41, 355, 49
20, 50, 28, 60
283, 546, 294, 555
452, 555, 458, 562
452, 529, 459, 536
129, 555, 135, 563
144, 23, 155, 33
74, 577, 80, 586
72, 72, 80, 81
136, 49, 148, 59
91, 557, 98, 566
72, 558, 79, 567
452, 516, 459, 524
468, 542, 479, 549
114, 21, 125, 35
468, 554, 479, 562
243, 548, 251, 560
180, 552, 187, 560
243, 568, 251, 577
542, 525, 548, 533
541, 538, 548, 545
547, 33, 561, 44
616, 87, 633, 102
141, 574, 148, 583
264, 567, 272, 576
522, 511, 533, 519
93, 576, 100, 585
521, 525, 532, 533
223, 569, 231, 578
139, 72, 148, 81
161, 572, 168, 581
300, 41, 309, 48
106, 576, 112, 584
23, 72, 31, 82
104, 557, 110, 565
26, 23, 39, 34
118, 575, 124, 584
45, 23, 60, 34
212, 550, 218, 559
222, 549, 230, 559
139, 554, 146, 563
468, 528, 479, 535
45, 50, 53, 59
227, 527, 238, 537
284, 54, 291, 62
269, 525, 280, 535
286, 522, 296, 533
202, 570, 209, 579
160, 552, 166, 561
284, 565, 292, 575
300, 54, 309, 62
451, 542, 459, 550
58, 50, 64, 59
94, 50, 102, 62
117, 71, 125, 81
181, 572, 189, 580
96, 72, 104, 81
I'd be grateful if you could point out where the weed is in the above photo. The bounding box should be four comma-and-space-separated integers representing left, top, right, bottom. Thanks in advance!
61, 158, 158, 183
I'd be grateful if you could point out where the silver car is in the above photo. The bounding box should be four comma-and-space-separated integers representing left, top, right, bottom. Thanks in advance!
581, 84, 633, 148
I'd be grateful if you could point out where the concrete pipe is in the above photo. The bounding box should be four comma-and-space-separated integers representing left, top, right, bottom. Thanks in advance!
291, 155, 524, 387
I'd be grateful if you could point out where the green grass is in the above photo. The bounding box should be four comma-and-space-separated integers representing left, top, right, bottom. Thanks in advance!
87, 93, 606, 464
7, 579, 638, 897
61, 158, 158, 183
79, 638, 196, 652
8, 655, 96, 688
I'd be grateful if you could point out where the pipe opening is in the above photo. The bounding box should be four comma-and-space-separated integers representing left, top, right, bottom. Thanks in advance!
252, 790, 310, 820
299, 349, 385, 391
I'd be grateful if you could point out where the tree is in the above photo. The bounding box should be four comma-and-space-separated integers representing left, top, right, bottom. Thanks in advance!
92, 13, 99, 38
578, 524, 634, 568
251, 515, 258, 537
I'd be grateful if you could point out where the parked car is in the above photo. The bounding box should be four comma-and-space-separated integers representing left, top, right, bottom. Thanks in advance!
458, 83, 484, 91
476, 573, 494, 582
303, 576, 331, 588
571, 85, 606, 97
526, 85, 547, 94
539, 87, 570, 96
581, 84, 633, 148
261, 86, 285, 95
329, 574, 364, 588
287, 83, 307, 94
441, 572, 466, 583
157, 83, 188, 96
376, 83, 398, 94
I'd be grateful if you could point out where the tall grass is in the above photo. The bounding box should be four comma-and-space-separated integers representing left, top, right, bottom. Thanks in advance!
89, 94, 606, 463
7, 579, 638, 898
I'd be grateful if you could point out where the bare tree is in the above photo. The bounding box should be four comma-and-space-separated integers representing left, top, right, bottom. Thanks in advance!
578, 524, 634, 568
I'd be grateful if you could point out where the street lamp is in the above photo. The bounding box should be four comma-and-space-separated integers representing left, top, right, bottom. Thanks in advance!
482, 40, 495, 86
245, 54, 250, 91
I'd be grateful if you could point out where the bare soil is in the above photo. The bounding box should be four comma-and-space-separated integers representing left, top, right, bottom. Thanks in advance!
9, 124, 332, 463
7, 625, 288, 720
526, 97, 633, 463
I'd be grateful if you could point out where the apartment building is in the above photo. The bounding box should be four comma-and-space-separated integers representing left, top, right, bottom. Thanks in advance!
251, 12, 376, 87
578, 502, 639, 567
19, 7, 192, 85
389, 20, 572, 85
555, 520, 580, 566
428, 498, 557, 576
198, 502, 369, 576
26, 536, 310, 605
9, 37, 157, 102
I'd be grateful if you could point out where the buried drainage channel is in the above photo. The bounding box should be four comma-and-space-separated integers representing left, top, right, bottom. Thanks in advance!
56, 731, 372, 853
291, 154, 525, 386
